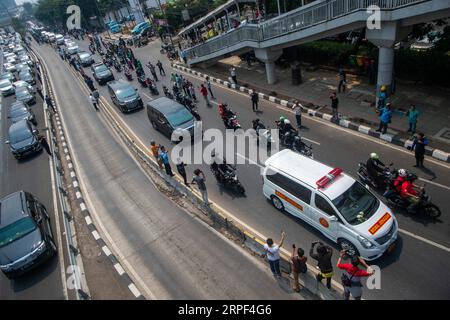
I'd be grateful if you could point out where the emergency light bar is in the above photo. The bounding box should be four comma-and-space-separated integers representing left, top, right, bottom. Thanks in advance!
316, 168, 343, 188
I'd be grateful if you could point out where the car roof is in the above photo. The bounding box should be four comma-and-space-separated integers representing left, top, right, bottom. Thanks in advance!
108, 79, 133, 91
0, 191, 29, 227
265, 149, 355, 200
146, 97, 186, 114
9, 119, 31, 135
0, 79, 11, 85
78, 51, 90, 56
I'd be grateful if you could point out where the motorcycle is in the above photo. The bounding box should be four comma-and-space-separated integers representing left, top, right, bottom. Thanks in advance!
252, 120, 275, 148
385, 176, 441, 218
225, 115, 241, 130
114, 60, 122, 72
124, 69, 133, 81
357, 162, 396, 190
210, 164, 245, 195
148, 81, 159, 95
163, 86, 173, 99
291, 136, 313, 158
138, 75, 148, 87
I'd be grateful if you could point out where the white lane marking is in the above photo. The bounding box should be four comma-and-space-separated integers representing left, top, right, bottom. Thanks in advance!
114, 263, 125, 276
236, 152, 262, 167
128, 283, 142, 298
302, 137, 321, 146
102, 246, 112, 256
85, 216, 92, 225
177, 68, 450, 169
92, 230, 100, 240
418, 178, 450, 191
398, 228, 450, 253
142, 93, 153, 100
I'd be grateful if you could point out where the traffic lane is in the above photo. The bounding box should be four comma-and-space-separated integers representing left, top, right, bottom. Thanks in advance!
66, 41, 450, 299
36, 43, 305, 300
0, 92, 64, 300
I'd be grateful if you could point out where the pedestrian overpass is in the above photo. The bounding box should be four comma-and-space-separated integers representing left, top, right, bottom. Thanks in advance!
181, 0, 450, 89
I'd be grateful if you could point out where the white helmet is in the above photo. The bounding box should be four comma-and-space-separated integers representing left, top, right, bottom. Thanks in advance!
398, 169, 407, 177
284, 119, 291, 124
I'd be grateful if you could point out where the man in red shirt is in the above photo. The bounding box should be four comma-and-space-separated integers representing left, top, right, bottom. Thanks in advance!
337, 251, 374, 300
400, 175, 421, 211
200, 84, 210, 107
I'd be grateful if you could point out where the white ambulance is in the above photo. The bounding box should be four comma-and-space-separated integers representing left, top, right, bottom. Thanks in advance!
263, 149, 398, 261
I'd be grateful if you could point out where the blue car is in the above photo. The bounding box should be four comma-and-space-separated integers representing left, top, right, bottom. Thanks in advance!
132, 22, 150, 35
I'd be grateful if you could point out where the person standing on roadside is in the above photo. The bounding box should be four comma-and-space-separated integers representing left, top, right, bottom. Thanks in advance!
337, 251, 374, 300
85, 76, 96, 92
411, 132, 428, 168
376, 103, 393, 134
188, 83, 197, 102
338, 66, 347, 93
205, 76, 215, 99
310, 241, 333, 289
330, 92, 339, 120
191, 169, 210, 205
264, 231, 286, 278
292, 100, 303, 129
200, 84, 210, 106
156, 60, 165, 76
45, 95, 56, 113
147, 62, 158, 82
250, 90, 259, 112
38, 134, 52, 156
406, 104, 420, 133
230, 67, 237, 84
291, 244, 307, 292
89, 93, 99, 111
150, 141, 163, 169
159, 146, 174, 176
176, 159, 189, 185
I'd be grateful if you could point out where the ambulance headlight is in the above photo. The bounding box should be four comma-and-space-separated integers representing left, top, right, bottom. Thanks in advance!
357, 235, 375, 249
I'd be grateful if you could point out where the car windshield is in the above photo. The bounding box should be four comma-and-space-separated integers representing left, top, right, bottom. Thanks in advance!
95, 65, 108, 73
80, 53, 90, 59
0, 217, 37, 248
332, 182, 379, 225
16, 89, 30, 98
167, 108, 193, 127
116, 86, 136, 100
0, 80, 11, 88
20, 73, 32, 80
0, 74, 12, 80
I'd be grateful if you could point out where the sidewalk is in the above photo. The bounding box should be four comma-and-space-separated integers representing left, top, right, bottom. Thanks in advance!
191, 56, 450, 154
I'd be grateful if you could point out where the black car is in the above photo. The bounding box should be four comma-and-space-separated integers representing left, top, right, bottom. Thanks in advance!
91, 63, 114, 85
107, 80, 143, 113
8, 102, 37, 125
77, 51, 94, 67
0, 191, 57, 279
15, 87, 36, 105
147, 97, 199, 142
6, 119, 42, 159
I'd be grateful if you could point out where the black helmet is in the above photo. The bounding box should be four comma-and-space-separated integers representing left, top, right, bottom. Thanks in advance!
406, 173, 417, 181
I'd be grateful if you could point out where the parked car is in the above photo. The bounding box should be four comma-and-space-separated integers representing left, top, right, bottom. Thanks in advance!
8, 102, 37, 125
0, 79, 15, 96
13, 80, 36, 94
0, 72, 16, 83
132, 21, 151, 35
107, 80, 143, 113
6, 119, 42, 159
15, 87, 36, 105
0, 191, 57, 279
146, 97, 199, 142
18, 72, 36, 86
91, 63, 115, 85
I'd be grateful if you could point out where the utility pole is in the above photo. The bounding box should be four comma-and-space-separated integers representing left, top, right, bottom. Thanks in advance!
155, 0, 173, 45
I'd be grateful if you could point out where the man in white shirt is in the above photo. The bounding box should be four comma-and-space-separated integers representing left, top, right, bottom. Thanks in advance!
264, 231, 286, 277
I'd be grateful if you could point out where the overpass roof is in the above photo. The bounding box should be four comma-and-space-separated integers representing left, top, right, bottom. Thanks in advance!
178, 0, 255, 36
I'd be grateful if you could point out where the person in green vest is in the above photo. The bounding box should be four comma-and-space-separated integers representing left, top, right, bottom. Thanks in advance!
407, 104, 420, 134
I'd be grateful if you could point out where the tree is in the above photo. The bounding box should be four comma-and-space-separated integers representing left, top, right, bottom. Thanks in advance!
23, 2, 34, 17
11, 17, 26, 38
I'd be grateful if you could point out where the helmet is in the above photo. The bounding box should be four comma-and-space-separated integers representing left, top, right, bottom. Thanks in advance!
279, 116, 286, 122
398, 169, 407, 177
406, 173, 416, 181
284, 119, 290, 124
381, 85, 386, 91
370, 153, 379, 160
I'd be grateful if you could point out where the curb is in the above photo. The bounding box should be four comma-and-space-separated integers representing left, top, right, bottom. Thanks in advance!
33, 48, 145, 300
171, 63, 450, 163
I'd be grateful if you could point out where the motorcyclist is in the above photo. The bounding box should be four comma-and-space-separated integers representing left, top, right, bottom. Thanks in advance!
400, 173, 422, 212
211, 152, 235, 183
282, 119, 297, 145
218, 103, 234, 125
384, 168, 407, 200
163, 85, 171, 97
276, 116, 286, 134
366, 153, 385, 187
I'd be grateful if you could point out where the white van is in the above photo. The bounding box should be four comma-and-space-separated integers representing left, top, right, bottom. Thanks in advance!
263, 149, 397, 261
55, 34, 64, 45
67, 45, 79, 55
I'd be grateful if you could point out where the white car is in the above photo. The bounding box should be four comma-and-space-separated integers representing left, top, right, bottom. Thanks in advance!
3, 63, 16, 73
13, 80, 36, 94
67, 45, 79, 55
0, 79, 15, 96
263, 149, 398, 261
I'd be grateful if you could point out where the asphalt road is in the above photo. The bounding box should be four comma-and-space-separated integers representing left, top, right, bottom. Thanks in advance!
0, 78, 65, 299
32, 41, 309, 300
68, 37, 450, 300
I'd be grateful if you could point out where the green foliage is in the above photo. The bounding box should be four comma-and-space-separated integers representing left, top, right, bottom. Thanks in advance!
296, 41, 356, 66
11, 17, 26, 38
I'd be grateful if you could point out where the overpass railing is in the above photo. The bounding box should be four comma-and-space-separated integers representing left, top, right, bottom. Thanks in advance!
186, 0, 426, 60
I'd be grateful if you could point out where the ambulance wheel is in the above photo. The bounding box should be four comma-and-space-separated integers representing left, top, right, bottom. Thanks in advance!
271, 196, 284, 211
338, 239, 359, 257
